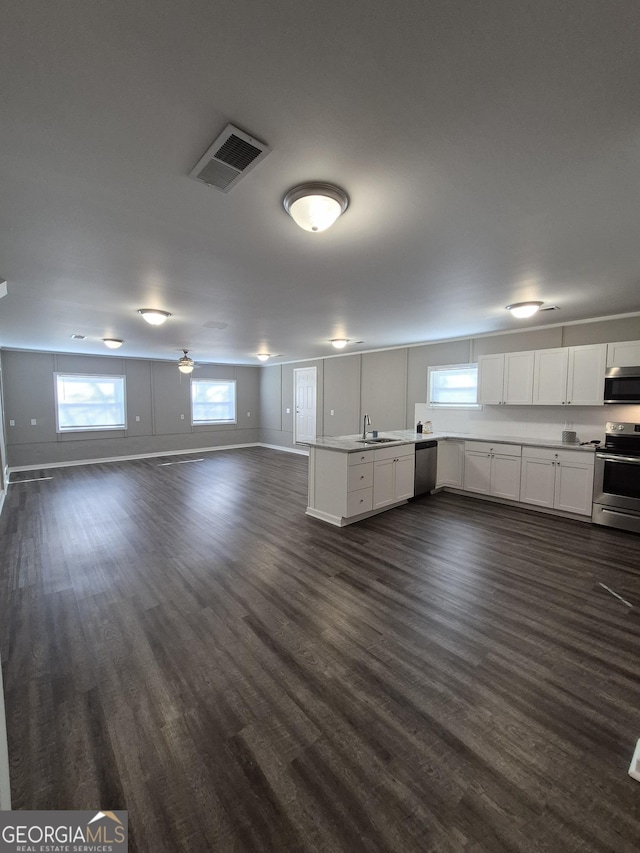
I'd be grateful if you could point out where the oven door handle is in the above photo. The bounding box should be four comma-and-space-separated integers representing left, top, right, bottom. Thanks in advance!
596, 453, 640, 464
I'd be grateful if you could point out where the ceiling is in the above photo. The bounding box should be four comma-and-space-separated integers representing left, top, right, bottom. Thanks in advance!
1, 1, 640, 366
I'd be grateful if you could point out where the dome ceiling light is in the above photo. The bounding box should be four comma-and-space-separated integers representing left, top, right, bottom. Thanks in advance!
283, 183, 349, 232
330, 339, 349, 349
138, 308, 171, 325
178, 350, 195, 374
103, 338, 124, 349
506, 301, 544, 319
257, 353, 271, 362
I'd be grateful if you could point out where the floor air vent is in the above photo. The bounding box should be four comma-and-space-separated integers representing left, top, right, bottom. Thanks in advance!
189, 124, 270, 193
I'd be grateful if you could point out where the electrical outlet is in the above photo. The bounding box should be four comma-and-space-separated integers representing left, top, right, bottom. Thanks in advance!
247, 412, 250, 417
330, 409, 335, 416
286, 407, 290, 414
135, 415, 140, 422
30, 418, 37, 426
9, 419, 15, 427
180, 414, 185, 420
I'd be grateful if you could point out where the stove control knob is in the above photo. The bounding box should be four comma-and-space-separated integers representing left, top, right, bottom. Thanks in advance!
617, 424, 625, 431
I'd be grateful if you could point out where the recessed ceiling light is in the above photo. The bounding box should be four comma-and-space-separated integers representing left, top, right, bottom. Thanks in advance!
257, 353, 270, 362
103, 338, 124, 349
283, 183, 349, 232
331, 338, 349, 349
138, 308, 171, 325
70, 334, 86, 340
506, 301, 544, 319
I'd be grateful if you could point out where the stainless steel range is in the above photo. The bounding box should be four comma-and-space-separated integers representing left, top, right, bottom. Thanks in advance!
592, 422, 640, 533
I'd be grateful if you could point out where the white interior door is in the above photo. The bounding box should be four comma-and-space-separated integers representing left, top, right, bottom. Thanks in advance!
294, 367, 317, 444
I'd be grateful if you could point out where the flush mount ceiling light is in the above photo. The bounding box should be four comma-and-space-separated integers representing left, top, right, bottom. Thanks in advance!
138, 308, 171, 325
178, 350, 195, 374
330, 338, 349, 349
283, 183, 349, 232
506, 301, 544, 319
257, 353, 270, 362
103, 338, 123, 349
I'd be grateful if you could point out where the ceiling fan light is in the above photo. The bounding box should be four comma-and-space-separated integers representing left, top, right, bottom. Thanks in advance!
506, 301, 544, 319
283, 183, 349, 232
103, 338, 123, 349
330, 338, 349, 349
138, 308, 171, 325
178, 350, 195, 373
257, 353, 270, 362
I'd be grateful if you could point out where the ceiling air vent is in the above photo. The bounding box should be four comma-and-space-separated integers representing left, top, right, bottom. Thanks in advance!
189, 124, 270, 193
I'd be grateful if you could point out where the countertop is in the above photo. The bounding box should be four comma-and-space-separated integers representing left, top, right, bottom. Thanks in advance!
305, 429, 599, 454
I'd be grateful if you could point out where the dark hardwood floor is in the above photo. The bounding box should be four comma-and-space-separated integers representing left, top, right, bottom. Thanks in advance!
2, 447, 640, 852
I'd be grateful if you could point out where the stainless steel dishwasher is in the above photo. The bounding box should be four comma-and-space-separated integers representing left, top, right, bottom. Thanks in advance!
414, 439, 438, 497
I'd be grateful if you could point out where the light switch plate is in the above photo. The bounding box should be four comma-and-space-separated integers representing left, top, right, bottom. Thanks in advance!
135, 416, 140, 422
629, 739, 640, 782
9, 419, 15, 427
180, 414, 185, 420
30, 418, 37, 425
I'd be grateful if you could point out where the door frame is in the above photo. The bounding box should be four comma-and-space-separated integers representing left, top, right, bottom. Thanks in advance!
293, 366, 317, 445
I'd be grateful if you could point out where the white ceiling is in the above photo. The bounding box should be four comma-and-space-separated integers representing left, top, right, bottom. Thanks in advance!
1, 1, 640, 366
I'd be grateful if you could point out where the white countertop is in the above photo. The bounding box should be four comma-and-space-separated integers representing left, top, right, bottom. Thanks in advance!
305, 429, 598, 454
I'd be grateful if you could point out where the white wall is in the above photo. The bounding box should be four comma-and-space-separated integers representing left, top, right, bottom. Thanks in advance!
415, 400, 640, 444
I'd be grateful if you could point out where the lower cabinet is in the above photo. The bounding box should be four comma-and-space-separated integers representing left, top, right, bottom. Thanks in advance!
373, 445, 415, 509
463, 442, 522, 501
520, 446, 594, 515
436, 440, 464, 488
306, 443, 415, 526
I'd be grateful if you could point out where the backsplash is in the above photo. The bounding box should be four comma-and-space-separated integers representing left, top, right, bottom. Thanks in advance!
414, 402, 640, 444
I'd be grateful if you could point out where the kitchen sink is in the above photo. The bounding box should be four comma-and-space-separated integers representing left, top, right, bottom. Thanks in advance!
356, 437, 400, 444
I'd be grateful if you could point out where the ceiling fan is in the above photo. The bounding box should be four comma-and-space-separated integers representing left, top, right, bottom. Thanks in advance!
177, 350, 196, 374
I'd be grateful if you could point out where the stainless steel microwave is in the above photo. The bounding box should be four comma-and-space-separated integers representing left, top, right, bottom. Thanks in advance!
604, 366, 640, 404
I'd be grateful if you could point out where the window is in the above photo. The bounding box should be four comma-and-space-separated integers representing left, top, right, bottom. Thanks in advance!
191, 379, 236, 425
427, 363, 480, 409
55, 373, 126, 432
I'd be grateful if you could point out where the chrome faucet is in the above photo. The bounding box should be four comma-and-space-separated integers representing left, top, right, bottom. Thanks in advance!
362, 413, 371, 439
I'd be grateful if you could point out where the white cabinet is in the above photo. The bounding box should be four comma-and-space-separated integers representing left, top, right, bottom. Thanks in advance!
463, 442, 522, 500
520, 447, 594, 516
373, 445, 414, 509
607, 340, 640, 368
436, 440, 464, 488
477, 351, 534, 405
532, 344, 606, 406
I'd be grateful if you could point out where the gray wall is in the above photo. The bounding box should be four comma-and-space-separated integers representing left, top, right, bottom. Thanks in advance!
259, 315, 640, 446
3, 351, 260, 468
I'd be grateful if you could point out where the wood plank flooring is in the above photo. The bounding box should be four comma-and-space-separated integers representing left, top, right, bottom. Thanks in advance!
2, 447, 640, 852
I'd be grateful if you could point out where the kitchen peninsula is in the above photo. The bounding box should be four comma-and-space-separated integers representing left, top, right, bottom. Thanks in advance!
305, 430, 596, 527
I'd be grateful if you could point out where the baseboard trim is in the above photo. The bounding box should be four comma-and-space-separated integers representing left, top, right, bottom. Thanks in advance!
0, 663, 10, 810
8, 442, 309, 474
260, 443, 309, 456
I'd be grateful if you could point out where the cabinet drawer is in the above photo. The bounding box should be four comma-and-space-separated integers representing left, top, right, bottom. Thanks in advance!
346, 487, 373, 517
522, 446, 594, 466
347, 463, 373, 491
464, 441, 521, 457
374, 444, 415, 462
348, 450, 373, 466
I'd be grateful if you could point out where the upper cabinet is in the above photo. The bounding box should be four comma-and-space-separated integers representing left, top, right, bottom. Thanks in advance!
607, 340, 640, 368
533, 343, 606, 406
477, 351, 534, 405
